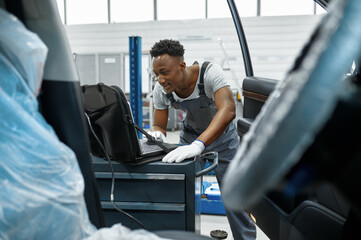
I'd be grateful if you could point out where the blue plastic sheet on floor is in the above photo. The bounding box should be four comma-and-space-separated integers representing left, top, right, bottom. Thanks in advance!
201, 181, 226, 215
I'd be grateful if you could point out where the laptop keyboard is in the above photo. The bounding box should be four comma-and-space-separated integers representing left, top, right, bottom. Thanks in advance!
141, 141, 163, 154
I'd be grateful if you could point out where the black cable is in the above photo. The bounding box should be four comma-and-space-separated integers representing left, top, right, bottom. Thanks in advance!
84, 112, 148, 230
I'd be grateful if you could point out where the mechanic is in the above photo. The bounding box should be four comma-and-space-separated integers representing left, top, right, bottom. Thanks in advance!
148, 39, 256, 240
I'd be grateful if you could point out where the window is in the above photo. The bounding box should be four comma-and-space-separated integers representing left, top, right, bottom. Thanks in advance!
57, 0, 324, 26
67, 0, 108, 25
207, 0, 230, 18
234, 0, 257, 17
316, 4, 327, 15
261, 0, 314, 16
208, 0, 257, 19
157, 0, 205, 21
56, 0, 65, 24
110, 0, 154, 23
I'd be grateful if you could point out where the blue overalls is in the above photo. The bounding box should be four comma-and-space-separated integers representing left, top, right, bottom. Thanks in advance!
166, 62, 256, 240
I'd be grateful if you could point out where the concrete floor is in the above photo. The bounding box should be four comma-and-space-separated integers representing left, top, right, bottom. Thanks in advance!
199, 176, 269, 240
166, 130, 269, 240
201, 214, 269, 240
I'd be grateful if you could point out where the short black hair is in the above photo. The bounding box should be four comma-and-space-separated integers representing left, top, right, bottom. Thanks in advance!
150, 39, 185, 59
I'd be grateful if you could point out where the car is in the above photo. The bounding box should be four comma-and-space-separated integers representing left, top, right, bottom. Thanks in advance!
1, 0, 360, 239
223, 0, 361, 239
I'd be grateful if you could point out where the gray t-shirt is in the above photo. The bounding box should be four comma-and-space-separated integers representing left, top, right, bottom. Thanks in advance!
153, 62, 229, 110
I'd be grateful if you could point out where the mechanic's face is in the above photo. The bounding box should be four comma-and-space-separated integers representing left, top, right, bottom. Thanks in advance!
153, 54, 185, 94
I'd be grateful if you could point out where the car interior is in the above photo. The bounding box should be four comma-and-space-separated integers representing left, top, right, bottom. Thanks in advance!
1, 0, 361, 239
226, 0, 361, 239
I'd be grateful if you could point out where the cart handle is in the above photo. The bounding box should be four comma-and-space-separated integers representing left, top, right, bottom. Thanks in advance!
195, 152, 218, 177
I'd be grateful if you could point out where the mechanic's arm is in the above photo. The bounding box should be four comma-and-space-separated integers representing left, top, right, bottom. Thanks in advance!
162, 86, 236, 163
151, 108, 168, 137
197, 86, 236, 146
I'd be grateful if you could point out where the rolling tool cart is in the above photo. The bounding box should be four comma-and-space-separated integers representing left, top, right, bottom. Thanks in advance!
92, 152, 217, 232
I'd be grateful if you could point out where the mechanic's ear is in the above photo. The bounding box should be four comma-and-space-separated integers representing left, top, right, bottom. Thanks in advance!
179, 61, 186, 71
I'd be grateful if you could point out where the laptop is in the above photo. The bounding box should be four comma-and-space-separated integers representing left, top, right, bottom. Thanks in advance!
127, 102, 178, 160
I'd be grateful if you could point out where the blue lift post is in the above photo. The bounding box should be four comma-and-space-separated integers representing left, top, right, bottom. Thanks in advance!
129, 36, 143, 138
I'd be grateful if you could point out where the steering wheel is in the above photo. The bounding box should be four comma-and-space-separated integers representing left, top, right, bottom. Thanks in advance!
222, 0, 361, 209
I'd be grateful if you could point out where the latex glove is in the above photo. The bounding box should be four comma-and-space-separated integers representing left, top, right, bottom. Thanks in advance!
162, 140, 205, 163
146, 130, 168, 143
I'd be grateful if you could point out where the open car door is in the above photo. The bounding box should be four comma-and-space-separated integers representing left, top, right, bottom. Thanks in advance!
225, 0, 361, 239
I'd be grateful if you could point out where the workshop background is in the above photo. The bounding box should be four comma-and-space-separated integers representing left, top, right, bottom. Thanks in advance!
57, 1, 325, 239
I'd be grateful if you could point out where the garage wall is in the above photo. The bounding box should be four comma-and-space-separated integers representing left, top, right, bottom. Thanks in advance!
65, 14, 323, 91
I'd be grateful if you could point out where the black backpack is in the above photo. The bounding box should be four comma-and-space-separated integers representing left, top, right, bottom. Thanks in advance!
81, 83, 139, 162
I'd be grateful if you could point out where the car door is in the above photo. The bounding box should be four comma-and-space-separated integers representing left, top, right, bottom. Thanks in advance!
227, 0, 356, 239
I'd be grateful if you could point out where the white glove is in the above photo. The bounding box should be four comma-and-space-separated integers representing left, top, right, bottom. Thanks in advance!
162, 140, 205, 163
146, 130, 168, 143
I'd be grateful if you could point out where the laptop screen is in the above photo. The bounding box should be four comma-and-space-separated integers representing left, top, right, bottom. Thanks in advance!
126, 102, 144, 153
127, 102, 178, 155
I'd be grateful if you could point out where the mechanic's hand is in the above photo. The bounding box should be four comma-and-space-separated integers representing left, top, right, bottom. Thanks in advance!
162, 140, 205, 163
146, 131, 168, 143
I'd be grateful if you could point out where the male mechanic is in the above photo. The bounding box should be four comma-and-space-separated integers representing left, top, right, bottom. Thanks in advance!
148, 39, 256, 240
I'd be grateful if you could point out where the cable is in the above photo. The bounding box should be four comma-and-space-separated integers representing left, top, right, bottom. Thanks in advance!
84, 112, 148, 230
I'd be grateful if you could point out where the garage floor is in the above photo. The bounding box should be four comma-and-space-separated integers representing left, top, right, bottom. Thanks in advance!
166, 130, 269, 240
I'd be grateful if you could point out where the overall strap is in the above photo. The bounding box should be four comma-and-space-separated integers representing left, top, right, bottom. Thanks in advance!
198, 61, 210, 95
166, 93, 176, 103
166, 61, 210, 102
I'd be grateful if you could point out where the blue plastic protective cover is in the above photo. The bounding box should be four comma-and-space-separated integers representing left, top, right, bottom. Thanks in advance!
0, 9, 170, 240
0, 8, 96, 239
